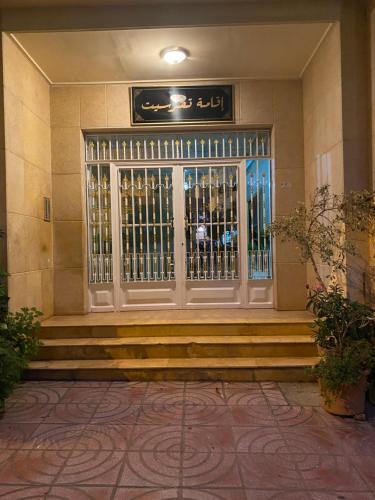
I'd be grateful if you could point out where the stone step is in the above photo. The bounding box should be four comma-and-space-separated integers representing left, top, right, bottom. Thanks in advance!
40, 322, 314, 339
25, 356, 319, 382
36, 335, 316, 360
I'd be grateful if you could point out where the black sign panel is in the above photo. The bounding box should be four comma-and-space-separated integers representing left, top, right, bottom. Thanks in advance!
131, 85, 234, 125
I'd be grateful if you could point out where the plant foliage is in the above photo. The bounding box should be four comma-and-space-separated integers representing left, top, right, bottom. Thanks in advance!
0, 307, 42, 406
269, 185, 375, 288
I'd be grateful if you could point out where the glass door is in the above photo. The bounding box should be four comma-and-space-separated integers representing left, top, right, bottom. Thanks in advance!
181, 163, 244, 307
116, 165, 181, 309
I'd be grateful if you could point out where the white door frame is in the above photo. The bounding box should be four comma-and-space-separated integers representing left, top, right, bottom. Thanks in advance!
88, 159, 274, 311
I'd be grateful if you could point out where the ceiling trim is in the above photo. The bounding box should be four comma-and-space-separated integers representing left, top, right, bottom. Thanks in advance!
299, 22, 333, 78
9, 33, 52, 83
2, 1, 341, 32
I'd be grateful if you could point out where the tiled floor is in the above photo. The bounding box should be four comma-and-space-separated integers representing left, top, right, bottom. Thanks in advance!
0, 381, 374, 499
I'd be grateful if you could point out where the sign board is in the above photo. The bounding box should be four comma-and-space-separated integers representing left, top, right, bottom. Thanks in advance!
131, 85, 234, 125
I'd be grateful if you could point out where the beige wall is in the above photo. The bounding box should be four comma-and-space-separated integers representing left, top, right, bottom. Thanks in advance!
51, 79, 306, 313
2, 34, 53, 316
302, 23, 344, 286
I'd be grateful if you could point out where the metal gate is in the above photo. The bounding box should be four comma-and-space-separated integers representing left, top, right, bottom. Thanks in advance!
86, 131, 273, 311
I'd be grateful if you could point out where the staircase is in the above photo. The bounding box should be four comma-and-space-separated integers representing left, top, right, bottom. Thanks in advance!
25, 311, 319, 382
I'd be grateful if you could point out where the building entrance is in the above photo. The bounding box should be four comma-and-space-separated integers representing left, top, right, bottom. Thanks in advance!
85, 131, 273, 311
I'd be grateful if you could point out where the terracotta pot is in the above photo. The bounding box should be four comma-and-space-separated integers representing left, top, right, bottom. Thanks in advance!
319, 373, 368, 417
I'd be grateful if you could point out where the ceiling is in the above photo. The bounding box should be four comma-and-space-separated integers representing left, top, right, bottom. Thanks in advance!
1, 0, 261, 6
13, 23, 330, 83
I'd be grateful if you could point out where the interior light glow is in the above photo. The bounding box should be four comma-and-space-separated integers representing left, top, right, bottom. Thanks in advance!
160, 47, 189, 64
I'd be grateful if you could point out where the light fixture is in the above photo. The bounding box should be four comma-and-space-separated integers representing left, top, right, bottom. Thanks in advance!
160, 46, 189, 65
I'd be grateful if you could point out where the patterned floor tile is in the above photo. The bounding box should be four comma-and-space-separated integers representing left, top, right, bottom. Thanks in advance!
48, 486, 114, 499
113, 487, 181, 499
76, 424, 133, 450
182, 451, 241, 487
143, 391, 185, 408
262, 389, 288, 406
60, 387, 107, 404
101, 387, 147, 405
281, 426, 344, 455
137, 404, 184, 425
130, 425, 182, 452
184, 405, 234, 427
225, 390, 268, 406
183, 425, 235, 453
229, 405, 276, 427
245, 491, 310, 500
333, 424, 375, 455
184, 387, 226, 406
6, 386, 68, 405
119, 451, 181, 487
91, 401, 139, 424
0, 485, 50, 499
1, 403, 53, 423
44, 404, 96, 424
238, 453, 302, 489
297, 454, 369, 491
271, 406, 327, 427
56, 450, 123, 485
350, 454, 375, 490
309, 492, 375, 500
233, 427, 289, 454
182, 489, 247, 500
0, 423, 39, 449
27, 423, 85, 450
0, 449, 68, 484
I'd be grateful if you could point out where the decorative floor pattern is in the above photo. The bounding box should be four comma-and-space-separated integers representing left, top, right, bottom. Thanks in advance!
0, 381, 374, 499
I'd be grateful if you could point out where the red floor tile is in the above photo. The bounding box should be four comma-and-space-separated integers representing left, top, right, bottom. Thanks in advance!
245, 491, 310, 500
233, 427, 289, 454
229, 405, 276, 427
91, 401, 139, 424
137, 404, 184, 425
130, 425, 182, 452
0, 485, 50, 499
182, 451, 242, 487
0, 423, 39, 449
0, 449, 68, 484
44, 403, 96, 424
184, 387, 226, 406
27, 423, 85, 450
6, 386, 68, 405
1, 403, 53, 423
49, 486, 114, 499
183, 405, 234, 426
281, 426, 344, 455
56, 450, 123, 485
238, 453, 302, 490
113, 487, 181, 499
75, 424, 133, 451
183, 425, 236, 453
119, 451, 180, 487
297, 454, 369, 491
271, 405, 327, 427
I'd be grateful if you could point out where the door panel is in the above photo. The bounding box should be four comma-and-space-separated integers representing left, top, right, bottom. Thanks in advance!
182, 164, 242, 308
117, 166, 180, 310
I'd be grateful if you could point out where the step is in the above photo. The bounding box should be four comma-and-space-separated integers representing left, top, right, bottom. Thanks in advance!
25, 357, 319, 382
39, 322, 314, 339
36, 335, 317, 360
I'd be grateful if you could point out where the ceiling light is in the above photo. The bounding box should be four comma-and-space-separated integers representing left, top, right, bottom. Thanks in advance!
160, 47, 189, 65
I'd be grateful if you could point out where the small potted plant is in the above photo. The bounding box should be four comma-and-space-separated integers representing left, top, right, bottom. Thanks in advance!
307, 283, 375, 417
269, 185, 375, 417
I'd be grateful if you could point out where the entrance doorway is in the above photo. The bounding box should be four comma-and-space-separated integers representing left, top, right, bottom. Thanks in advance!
85, 131, 273, 311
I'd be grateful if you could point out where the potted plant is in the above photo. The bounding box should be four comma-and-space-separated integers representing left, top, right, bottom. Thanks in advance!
308, 284, 375, 417
269, 185, 375, 417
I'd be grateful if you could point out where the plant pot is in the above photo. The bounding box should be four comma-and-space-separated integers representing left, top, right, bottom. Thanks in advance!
319, 373, 368, 417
